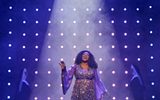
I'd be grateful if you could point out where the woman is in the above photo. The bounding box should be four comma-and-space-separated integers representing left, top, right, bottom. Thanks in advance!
59, 50, 108, 100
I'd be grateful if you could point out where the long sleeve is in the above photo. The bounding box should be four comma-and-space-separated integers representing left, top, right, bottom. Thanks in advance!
61, 65, 76, 95
94, 69, 108, 100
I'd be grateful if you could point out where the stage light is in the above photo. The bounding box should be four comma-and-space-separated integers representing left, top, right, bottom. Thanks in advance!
8, 69, 11, 73
73, 45, 76, 48
48, 45, 51, 48
151, 69, 154, 72
125, 70, 128, 74
125, 97, 129, 100
137, 32, 140, 36
8, 82, 11, 86
48, 8, 51, 11
73, 20, 76, 24
149, 18, 153, 21
124, 20, 127, 23
34, 84, 38, 87
48, 20, 51, 24
47, 97, 51, 100
137, 58, 141, 61
9, 31, 12, 35
60, 97, 64, 100
48, 58, 51, 61
99, 58, 102, 61
98, 8, 102, 11
22, 45, 26, 49
124, 58, 128, 61
48, 84, 51, 87
9, 6, 12, 10
35, 45, 39, 49
136, 8, 139, 11
111, 8, 114, 11
35, 71, 38, 74
86, 20, 89, 23
22, 58, 26, 62
124, 32, 127, 36
112, 83, 116, 87
23, 33, 26, 36
60, 33, 64, 36
111, 20, 114, 24
99, 45, 102, 48
48, 71, 51, 74
9, 18, 12, 22
112, 96, 116, 100
152, 95, 155, 99
60, 45, 64, 48
150, 30, 153, 34
149, 6, 152, 9
36, 8, 39, 12
35, 58, 38, 62
123, 8, 127, 11
86, 45, 90, 48
112, 70, 116, 74
112, 58, 115, 61
151, 82, 155, 86
60, 21, 63, 23
35, 21, 39, 24
8, 57, 11, 60
150, 43, 153, 47
137, 45, 140, 48
99, 70, 103, 74
112, 45, 115, 49
124, 45, 128, 49
86, 33, 90, 36
60, 8, 64, 11
125, 83, 128, 87
34, 97, 38, 100
98, 32, 102, 36
99, 20, 102, 23
48, 33, 51, 36
73, 8, 76, 11
150, 56, 154, 59
86, 8, 89, 11
111, 32, 115, 36
7, 96, 10, 99
136, 20, 140, 23
8, 44, 12, 47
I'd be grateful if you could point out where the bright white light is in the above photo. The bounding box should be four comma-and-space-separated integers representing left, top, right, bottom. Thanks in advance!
124, 20, 127, 23
112, 70, 115, 74
35, 20, 38, 24
35, 45, 39, 49
48, 33, 51, 36
86, 20, 89, 23
60, 45, 64, 48
137, 58, 141, 61
48, 84, 51, 87
150, 43, 153, 47
152, 95, 155, 99
48, 71, 51, 74
124, 58, 128, 61
124, 32, 127, 36
124, 8, 127, 11
34, 97, 38, 100
112, 96, 116, 100
124, 45, 128, 48
35, 33, 39, 36
22, 58, 26, 62
9, 31, 12, 35
136, 20, 140, 23
73, 45, 76, 48
150, 56, 154, 59
99, 33, 102, 36
99, 70, 103, 74
35, 71, 38, 74
9, 18, 12, 22
34, 84, 38, 87
23, 8, 26, 11
125, 83, 128, 87
112, 58, 115, 61
111, 32, 115, 36
47, 97, 51, 100
7, 96, 10, 99
8, 57, 11, 60
35, 58, 38, 61
36, 8, 39, 11
137, 32, 140, 36
125, 97, 129, 100
151, 69, 154, 72
137, 45, 140, 48
23, 20, 26, 24
60, 8, 64, 11
112, 45, 115, 49
60, 33, 64, 36
48, 58, 51, 61
111, 20, 114, 23
73, 8, 76, 11
22, 45, 26, 49
86, 45, 90, 48
112, 83, 116, 87
86, 8, 89, 11
149, 18, 152, 21
73, 33, 76, 36
151, 82, 155, 85
99, 58, 102, 61
8, 82, 11, 86
22, 33, 26, 36
125, 70, 128, 74
48, 20, 51, 24
111, 8, 114, 11
99, 45, 102, 48
136, 8, 139, 11
8, 44, 12, 47
150, 31, 153, 34
99, 20, 102, 23
60, 21, 63, 23
86, 33, 90, 36
73, 20, 76, 24
60, 58, 64, 61
48, 8, 51, 11
9, 6, 12, 10
149, 6, 152, 9
8, 69, 11, 73
48, 45, 51, 48
98, 8, 102, 11
60, 97, 63, 100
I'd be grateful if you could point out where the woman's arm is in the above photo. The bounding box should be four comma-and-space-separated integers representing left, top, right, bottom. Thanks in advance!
61, 65, 76, 95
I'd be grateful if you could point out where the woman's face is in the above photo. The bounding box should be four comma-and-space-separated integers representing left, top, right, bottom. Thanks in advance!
82, 52, 89, 62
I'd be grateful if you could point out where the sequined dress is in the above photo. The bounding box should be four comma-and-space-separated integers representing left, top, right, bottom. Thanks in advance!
61, 64, 107, 100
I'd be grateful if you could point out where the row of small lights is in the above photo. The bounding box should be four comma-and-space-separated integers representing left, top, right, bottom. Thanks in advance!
8, 6, 153, 11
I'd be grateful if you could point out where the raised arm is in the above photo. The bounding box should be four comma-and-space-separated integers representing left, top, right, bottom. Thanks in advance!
61, 64, 76, 95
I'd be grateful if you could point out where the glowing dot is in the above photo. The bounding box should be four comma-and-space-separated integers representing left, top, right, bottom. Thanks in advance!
73, 45, 76, 48
123, 8, 127, 11
86, 33, 89, 36
8, 82, 11, 86
99, 58, 102, 61
98, 8, 102, 11
35, 58, 38, 61
150, 43, 153, 47
124, 33, 127, 36
86, 20, 89, 23
111, 8, 114, 11
86, 45, 90, 48
125, 97, 129, 100
36, 8, 39, 11
73, 20, 76, 24
60, 45, 64, 48
9, 6, 12, 10
112, 97, 116, 100
60, 33, 64, 36
22, 45, 26, 49
60, 8, 63, 11
111, 20, 114, 23
99, 70, 103, 74
136, 8, 139, 11
48, 83, 51, 87
137, 32, 140, 36
48, 58, 51, 61
99, 20, 102, 23
34, 97, 38, 100
35, 45, 39, 49
152, 95, 155, 99
23, 8, 26, 11
23, 20, 26, 24
149, 6, 152, 9
48, 8, 51, 11
124, 20, 127, 23
73, 8, 76, 11
47, 97, 51, 100
150, 56, 154, 59
86, 8, 89, 11
112, 45, 115, 48
7, 96, 10, 99
9, 31, 12, 34
8, 69, 11, 73
125, 83, 128, 87
60, 21, 63, 23
73, 33, 76, 36
99, 33, 102, 36
48, 71, 51, 74
112, 83, 116, 87
136, 20, 140, 23
137, 58, 141, 61
151, 69, 154, 72
35, 33, 39, 36
60, 58, 64, 61
111, 32, 115, 36
137, 45, 140, 48
48, 20, 51, 23
60, 97, 63, 100
48, 45, 51, 48
125, 70, 128, 74
149, 18, 152, 21
9, 18, 12, 22
35, 84, 38, 87
124, 58, 128, 61
35, 71, 38, 74
112, 70, 115, 74
8, 44, 12, 47
99, 45, 102, 48
150, 31, 153, 34
48, 33, 51, 36
23, 33, 26, 36
112, 58, 115, 61
22, 58, 26, 62
151, 82, 155, 85
124, 45, 128, 48
8, 57, 11, 60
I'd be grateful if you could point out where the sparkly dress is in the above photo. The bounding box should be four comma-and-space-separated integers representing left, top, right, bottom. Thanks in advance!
61, 64, 107, 100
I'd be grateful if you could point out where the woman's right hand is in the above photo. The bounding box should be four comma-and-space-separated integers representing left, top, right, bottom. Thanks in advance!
59, 61, 66, 70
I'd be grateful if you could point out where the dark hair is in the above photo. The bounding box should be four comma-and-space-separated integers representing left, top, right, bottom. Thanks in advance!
74, 50, 98, 69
